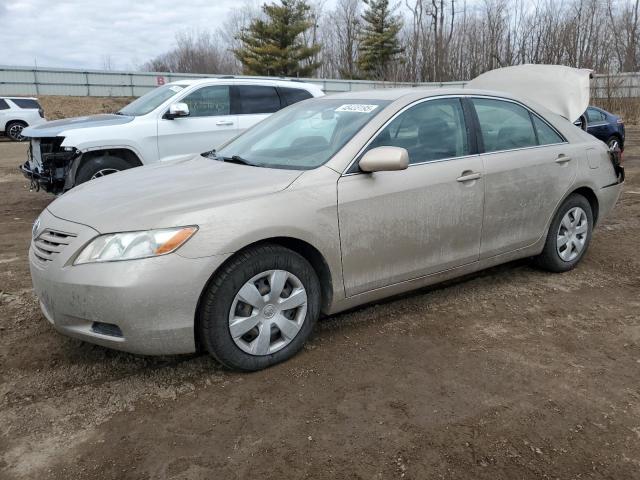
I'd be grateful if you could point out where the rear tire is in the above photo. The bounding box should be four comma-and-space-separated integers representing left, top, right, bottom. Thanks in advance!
6, 121, 27, 141
606, 135, 622, 151
75, 155, 132, 186
534, 194, 593, 272
197, 244, 321, 371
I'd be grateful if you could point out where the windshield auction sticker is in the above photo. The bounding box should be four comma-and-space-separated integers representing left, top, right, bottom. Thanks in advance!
335, 104, 379, 113
169, 86, 184, 93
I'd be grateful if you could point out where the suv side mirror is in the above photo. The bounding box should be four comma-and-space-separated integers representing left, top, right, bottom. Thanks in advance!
166, 102, 190, 119
359, 146, 409, 173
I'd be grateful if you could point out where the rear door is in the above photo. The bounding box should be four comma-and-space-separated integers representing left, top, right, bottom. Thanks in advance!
470, 97, 577, 258
157, 85, 237, 161
232, 85, 282, 133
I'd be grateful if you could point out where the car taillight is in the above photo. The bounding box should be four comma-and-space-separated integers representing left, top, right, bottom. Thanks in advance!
38, 108, 44, 118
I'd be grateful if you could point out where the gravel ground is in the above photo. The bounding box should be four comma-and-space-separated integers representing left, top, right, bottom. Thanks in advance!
0, 132, 639, 479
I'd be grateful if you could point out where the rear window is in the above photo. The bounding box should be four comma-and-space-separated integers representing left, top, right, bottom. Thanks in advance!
0, 99, 9, 110
280, 87, 313, 106
10, 98, 41, 109
234, 85, 281, 114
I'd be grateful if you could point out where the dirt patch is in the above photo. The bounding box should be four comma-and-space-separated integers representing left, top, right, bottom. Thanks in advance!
36, 96, 134, 120
1, 132, 639, 479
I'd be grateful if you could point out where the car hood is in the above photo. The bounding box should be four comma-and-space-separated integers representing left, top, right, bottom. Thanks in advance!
22, 114, 134, 138
467, 64, 592, 123
47, 155, 304, 233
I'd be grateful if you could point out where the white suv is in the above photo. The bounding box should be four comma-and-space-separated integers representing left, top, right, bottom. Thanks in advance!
0, 97, 46, 141
21, 78, 324, 193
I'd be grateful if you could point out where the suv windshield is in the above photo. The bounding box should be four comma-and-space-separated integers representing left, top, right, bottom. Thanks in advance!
217, 98, 390, 170
118, 84, 188, 116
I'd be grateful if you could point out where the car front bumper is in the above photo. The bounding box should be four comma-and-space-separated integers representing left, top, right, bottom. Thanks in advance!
30, 209, 231, 355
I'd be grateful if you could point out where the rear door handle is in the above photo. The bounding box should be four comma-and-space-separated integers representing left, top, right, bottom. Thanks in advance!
216, 120, 234, 126
555, 154, 572, 164
456, 171, 482, 182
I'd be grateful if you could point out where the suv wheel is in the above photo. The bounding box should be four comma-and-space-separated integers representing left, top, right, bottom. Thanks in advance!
75, 155, 132, 186
6, 121, 27, 141
198, 244, 321, 371
534, 194, 593, 272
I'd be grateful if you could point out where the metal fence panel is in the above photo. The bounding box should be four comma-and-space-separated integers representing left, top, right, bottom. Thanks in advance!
0, 65, 634, 99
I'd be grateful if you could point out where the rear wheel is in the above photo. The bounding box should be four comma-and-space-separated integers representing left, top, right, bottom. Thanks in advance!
535, 194, 593, 272
75, 155, 132, 186
197, 244, 321, 371
6, 121, 27, 141
606, 135, 622, 151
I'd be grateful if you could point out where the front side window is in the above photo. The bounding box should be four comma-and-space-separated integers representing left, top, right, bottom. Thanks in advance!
234, 85, 281, 114
119, 84, 188, 116
364, 97, 469, 164
472, 98, 537, 152
586, 108, 606, 123
182, 86, 230, 117
217, 98, 390, 170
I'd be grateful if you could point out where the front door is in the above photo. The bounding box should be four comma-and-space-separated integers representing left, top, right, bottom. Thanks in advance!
157, 85, 238, 161
337, 97, 485, 297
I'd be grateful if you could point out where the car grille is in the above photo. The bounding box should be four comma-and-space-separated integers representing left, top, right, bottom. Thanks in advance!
32, 229, 76, 264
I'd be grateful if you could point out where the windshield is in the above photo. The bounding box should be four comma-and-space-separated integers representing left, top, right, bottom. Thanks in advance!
217, 98, 391, 170
118, 84, 188, 116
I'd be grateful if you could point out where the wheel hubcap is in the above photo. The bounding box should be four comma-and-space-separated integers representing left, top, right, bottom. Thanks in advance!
556, 206, 588, 262
8, 124, 24, 140
228, 269, 307, 356
91, 168, 120, 179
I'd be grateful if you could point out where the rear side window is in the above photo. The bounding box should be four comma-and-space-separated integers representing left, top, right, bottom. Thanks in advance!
181, 86, 230, 117
10, 98, 40, 109
0, 99, 9, 110
365, 98, 469, 164
532, 115, 564, 145
235, 85, 281, 114
472, 98, 537, 152
280, 87, 313, 106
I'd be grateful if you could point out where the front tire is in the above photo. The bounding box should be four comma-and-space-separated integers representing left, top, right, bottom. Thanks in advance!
606, 135, 622, 151
198, 245, 321, 371
6, 121, 27, 141
75, 155, 132, 186
535, 194, 593, 272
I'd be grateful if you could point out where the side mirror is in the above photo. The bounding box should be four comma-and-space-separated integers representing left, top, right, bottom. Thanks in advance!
166, 102, 190, 119
359, 146, 409, 173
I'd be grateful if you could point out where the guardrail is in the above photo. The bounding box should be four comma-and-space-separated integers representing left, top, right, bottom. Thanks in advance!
0, 65, 636, 98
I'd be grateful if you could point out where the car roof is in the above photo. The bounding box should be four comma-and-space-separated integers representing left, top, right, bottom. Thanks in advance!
167, 77, 322, 91
1, 96, 38, 100
325, 87, 524, 102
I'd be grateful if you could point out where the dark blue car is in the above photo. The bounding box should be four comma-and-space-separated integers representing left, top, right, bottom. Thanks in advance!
583, 106, 625, 150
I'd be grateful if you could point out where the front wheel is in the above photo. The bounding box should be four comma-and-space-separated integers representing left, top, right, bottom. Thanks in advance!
606, 136, 622, 151
197, 245, 321, 371
75, 155, 132, 186
534, 194, 593, 272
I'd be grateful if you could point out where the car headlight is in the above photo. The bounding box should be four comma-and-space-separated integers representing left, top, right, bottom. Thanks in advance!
74, 226, 197, 265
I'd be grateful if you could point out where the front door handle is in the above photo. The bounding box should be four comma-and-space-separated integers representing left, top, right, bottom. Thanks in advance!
216, 120, 234, 126
456, 171, 482, 182
555, 154, 572, 164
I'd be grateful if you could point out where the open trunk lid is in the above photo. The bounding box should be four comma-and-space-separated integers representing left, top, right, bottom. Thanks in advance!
467, 64, 592, 123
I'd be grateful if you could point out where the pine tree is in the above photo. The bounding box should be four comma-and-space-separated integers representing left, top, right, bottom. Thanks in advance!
234, 0, 321, 77
357, 0, 404, 79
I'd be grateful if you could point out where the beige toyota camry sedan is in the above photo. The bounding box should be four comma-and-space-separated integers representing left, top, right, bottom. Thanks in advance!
29, 66, 624, 370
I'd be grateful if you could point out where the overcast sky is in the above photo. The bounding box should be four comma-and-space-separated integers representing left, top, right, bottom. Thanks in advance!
0, 0, 247, 70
